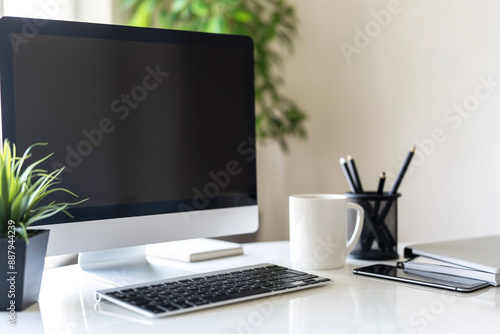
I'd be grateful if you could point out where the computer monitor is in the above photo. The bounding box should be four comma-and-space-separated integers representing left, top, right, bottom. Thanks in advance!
0, 16, 258, 284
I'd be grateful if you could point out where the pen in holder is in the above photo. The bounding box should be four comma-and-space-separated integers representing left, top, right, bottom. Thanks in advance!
345, 192, 400, 260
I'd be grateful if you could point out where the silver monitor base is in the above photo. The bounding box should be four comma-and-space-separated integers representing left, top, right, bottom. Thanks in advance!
79, 246, 192, 286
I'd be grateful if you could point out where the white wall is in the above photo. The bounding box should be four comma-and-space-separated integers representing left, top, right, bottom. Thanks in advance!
257, 0, 500, 243
4, 0, 76, 20
3, 0, 114, 23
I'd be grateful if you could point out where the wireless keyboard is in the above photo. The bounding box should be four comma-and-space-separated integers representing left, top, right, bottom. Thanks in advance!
95, 263, 332, 318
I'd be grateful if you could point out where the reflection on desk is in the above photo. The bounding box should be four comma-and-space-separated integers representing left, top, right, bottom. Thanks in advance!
1, 241, 499, 334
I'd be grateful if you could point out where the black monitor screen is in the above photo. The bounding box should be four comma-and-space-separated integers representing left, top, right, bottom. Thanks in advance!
0, 17, 256, 224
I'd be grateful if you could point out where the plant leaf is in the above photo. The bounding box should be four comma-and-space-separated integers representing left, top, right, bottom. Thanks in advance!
231, 8, 254, 23
0, 140, 87, 238
172, 0, 190, 13
129, 1, 152, 27
191, 0, 209, 17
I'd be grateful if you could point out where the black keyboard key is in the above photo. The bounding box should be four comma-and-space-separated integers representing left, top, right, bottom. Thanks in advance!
125, 295, 149, 302
286, 269, 309, 276
187, 299, 209, 306
140, 304, 164, 313
130, 298, 152, 307
172, 301, 194, 309
205, 287, 271, 303
156, 303, 180, 312
316, 278, 332, 283
297, 274, 318, 280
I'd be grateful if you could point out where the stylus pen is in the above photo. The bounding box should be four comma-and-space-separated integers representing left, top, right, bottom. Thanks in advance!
377, 146, 415, 222
339, 157, 357, 193
372, 172, 386, 219
390, 146, 415, 195
377, 172, 386, 194
347, 155, 363, 194
373, 146, 416, 249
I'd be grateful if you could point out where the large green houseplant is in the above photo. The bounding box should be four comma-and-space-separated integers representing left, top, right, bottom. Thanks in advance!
0, 139, 84, 311
121, 0, 307, 150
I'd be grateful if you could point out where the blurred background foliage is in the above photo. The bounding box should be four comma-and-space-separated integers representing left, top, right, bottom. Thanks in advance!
121, 0, 307, 150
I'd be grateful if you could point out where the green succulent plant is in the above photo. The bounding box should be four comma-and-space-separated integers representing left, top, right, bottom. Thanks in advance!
121, 0, 307, 151
0, 139, 85, 243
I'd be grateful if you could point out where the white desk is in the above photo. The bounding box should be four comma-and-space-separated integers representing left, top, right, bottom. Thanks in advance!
2, 241, 500, 334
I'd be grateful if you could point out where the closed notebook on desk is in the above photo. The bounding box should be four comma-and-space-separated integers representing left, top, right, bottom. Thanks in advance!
400, 256, 500, 286
404, 235, 500, 285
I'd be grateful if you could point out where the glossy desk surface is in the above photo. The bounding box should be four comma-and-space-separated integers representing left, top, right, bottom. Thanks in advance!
2, 241, 500, 334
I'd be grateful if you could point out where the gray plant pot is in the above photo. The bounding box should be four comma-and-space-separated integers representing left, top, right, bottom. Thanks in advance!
0, 229, 50, 311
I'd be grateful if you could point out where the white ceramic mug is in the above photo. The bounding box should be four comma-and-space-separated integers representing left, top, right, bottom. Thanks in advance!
289, 194, 364, 269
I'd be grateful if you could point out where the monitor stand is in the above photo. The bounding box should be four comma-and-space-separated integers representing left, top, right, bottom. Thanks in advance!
79, 245, 193, 286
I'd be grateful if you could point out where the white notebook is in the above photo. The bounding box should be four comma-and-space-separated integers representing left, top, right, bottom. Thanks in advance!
404, 235, 500, 274
400, 256, 499, 286
146, 238, 243, 262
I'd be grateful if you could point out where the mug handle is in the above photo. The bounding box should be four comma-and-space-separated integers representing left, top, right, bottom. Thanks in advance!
345, 202, 364, 255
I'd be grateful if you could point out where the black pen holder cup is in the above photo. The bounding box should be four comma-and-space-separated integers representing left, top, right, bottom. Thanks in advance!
345, 192, 401, 260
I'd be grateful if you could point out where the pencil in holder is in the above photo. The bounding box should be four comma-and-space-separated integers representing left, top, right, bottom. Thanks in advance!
345, 192, 400, 260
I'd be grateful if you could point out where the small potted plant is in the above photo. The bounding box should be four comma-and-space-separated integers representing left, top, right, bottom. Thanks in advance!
0, 139, 85, 311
